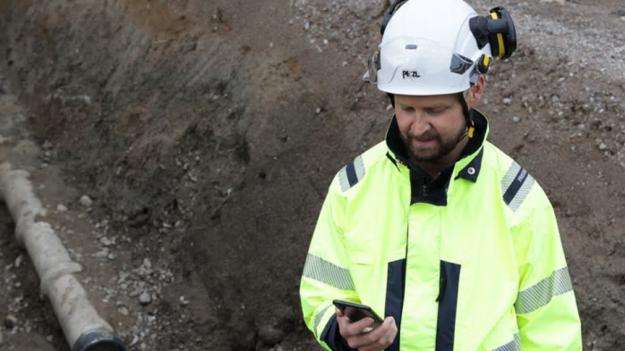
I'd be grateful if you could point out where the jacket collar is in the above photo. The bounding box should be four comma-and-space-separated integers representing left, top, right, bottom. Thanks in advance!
385, 109, 489, 183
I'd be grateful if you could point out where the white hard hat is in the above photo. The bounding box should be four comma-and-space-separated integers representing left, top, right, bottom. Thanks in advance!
368, 0, 515, 96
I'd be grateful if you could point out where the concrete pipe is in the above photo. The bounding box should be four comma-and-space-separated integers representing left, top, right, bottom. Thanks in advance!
0, 163, 126, 351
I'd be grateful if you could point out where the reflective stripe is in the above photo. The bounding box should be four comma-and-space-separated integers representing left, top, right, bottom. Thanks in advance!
303, 254, 355, 290
314, 304, 333, 337
493, 333, 521, 351
338, 156, 366, 192
501, 162, 521, 192
502, 162, 535, 211
515, 267, 573, 314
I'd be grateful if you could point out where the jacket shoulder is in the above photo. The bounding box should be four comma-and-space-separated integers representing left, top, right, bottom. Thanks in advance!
482, 142, 552, 217
330, 141, 389, 194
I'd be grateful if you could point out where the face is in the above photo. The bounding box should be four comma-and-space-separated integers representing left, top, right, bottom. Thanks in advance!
394, 93, 467, 163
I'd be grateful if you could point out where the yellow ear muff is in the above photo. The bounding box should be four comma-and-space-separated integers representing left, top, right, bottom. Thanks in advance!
477, 54, 491, 74
490, 11, 506, 58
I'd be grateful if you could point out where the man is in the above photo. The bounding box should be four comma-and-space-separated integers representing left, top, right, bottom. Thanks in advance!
300, 0, 582, 350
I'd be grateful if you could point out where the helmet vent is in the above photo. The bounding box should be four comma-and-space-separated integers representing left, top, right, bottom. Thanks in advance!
405, 44, 418, 50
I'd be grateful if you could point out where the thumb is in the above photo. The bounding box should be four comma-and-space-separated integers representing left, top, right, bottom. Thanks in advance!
336, 308, 346, 318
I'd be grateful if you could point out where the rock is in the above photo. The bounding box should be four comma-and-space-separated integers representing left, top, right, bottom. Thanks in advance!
118, 306, 130, 316
99, 237, 113, 246
79, 195, 93, 207
179, 296, 190, 306
599, 143, 608, 150
14, 255, 23, 268
258, 325, 285, 346
4, 315, 17, 329
512, 116, 521, 123
502, 97, 512, 105
0, 329, 3, 344
139, 292, 152, 305
94, 248, 110, 258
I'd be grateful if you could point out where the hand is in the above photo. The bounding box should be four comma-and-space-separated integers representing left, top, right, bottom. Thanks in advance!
336, 308, 397, 351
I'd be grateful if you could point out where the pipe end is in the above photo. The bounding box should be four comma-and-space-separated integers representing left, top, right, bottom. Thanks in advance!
72, 329, 127, 351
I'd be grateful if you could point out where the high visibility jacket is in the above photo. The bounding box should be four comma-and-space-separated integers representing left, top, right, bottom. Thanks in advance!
300, 110, 582, 351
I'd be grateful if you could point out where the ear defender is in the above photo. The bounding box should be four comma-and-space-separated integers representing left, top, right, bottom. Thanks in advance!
476, 54, 491, 74
469, 7, 517, 60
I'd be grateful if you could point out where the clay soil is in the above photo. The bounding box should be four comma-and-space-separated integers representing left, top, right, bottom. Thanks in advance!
0, 0, 624, 350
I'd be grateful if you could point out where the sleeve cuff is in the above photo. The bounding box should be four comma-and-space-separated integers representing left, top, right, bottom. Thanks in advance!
320, 314, 357, 351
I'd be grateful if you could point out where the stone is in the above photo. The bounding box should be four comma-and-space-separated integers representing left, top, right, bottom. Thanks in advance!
79, 195, 93, 207
14, 255, 23, 268
99, 237, 113, 246
94, 248, 110, 258
258, 325, 285, 346
57, 204, 68, 212
118, 306, 130, 316
139, 291, 152, 305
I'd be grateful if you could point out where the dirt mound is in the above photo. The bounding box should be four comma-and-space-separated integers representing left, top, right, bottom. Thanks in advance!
0, 0, 624, 350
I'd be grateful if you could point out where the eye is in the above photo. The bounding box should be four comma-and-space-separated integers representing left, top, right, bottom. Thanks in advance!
426, 106, 449, 115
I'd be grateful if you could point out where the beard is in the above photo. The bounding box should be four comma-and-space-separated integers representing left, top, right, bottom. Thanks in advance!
403, 126, 467, 163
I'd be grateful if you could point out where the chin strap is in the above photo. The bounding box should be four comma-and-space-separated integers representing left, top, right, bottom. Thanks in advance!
457, 92, 475, 138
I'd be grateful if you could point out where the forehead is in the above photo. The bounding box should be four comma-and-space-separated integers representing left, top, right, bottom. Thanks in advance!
395, 93, 458, 107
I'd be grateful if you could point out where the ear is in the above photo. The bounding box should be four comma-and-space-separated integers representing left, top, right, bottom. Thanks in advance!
466, 75, 485, 108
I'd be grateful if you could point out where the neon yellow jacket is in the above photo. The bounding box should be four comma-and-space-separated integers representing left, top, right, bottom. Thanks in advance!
300, 110, 582, 351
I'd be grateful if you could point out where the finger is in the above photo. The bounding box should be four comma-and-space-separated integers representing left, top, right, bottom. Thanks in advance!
378, 317, 398, 347
336, 311, 373, 338
341, 317, 376, 347
336, 307, 346, 318
344, 318, 387, 349
336, 311, 351, 338
354, 317, 397, 351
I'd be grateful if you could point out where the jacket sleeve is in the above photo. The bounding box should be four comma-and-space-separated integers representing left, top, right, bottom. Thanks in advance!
511, 185, 582, 350
300, 178, 359, 351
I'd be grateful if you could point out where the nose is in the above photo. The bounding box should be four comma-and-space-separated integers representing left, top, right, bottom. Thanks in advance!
409, 115, 432, 137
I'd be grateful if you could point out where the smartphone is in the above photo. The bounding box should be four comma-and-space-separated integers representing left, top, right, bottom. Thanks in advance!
332, 299, 384, 325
